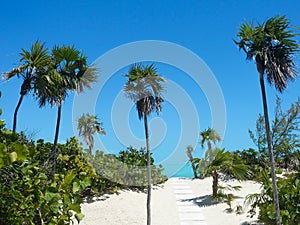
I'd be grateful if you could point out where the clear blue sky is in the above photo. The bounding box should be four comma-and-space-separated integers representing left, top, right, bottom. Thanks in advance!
1, 0, 300, 175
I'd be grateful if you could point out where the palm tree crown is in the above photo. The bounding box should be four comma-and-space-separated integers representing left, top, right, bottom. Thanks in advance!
3, 41, 50, 132
194, 148, 248, 197
35, 45, 97, 107
124, 64, 165, 120
234, 15, 299, 92
200, 128, 221, 150
78, 113, 105, 151
4, 41, 50, 92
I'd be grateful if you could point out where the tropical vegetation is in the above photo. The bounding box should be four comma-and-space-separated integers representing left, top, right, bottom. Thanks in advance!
234, 15, 299, 225
77, 113, 106, 154
200, 127, 221, 151
186, 145, 199, 178
1, 13, 300, 225
1, 44, 168, 224
3, 41, 50, 133
194, 129, 248, 198
34, 45, 98, 177
123, 64, 165, 225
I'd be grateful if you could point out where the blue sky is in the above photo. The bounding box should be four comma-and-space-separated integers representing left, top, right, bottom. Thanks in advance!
1, 0, 300, 175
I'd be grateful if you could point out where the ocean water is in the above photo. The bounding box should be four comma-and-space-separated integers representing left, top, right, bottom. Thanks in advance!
162, 162, 194, 178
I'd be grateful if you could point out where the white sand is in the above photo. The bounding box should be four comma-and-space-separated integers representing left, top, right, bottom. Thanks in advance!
77, 177, 262, 225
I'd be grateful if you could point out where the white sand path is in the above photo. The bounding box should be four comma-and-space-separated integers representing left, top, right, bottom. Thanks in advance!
77, 177, 262, 225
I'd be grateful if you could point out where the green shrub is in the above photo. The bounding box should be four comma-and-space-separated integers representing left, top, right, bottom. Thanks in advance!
276, 167, 283, 174
0, 131, 94, 225
86, 146, 168, 193
246, 169, 300, 225
0, 125, 168, 224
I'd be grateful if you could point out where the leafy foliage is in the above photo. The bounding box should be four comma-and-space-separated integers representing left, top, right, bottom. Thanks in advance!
200, 128, 221, 150
193, 148, 248, 197
249, 97, 300, 170
232, 148, 263, 180
123, 64, 165, 120
86, 146, 167, 192
77, 113, 105, 152
234, 15, 299, 92
0, 131, 95, 225
2, 41, 50, 132
186, 145, 199, 178
246, 169, 300, 225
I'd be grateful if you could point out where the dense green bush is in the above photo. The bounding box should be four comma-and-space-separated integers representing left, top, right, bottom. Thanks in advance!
0, 130, 94, 225
232, 148, 263, 180
0, 108, 167, 224
87, 146, 167, 192
246, 168, 300, 225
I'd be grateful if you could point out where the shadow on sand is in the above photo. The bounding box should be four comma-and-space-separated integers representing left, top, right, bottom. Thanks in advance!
178, 194, 218, 207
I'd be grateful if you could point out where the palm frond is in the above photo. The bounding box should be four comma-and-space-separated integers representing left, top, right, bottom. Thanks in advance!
123, 64, 165, 120
234, 15, 299, 92
200, 128, 221, 149
77, 113, 105, 150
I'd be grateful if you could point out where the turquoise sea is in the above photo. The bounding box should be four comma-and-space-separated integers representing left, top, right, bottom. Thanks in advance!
162, 162, 194, 178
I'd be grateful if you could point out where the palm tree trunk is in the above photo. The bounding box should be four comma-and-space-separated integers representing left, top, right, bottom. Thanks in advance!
207, 141, 212, 151
259, 73, 281, 225
144, 114, 151, 225
13, 94, 24, 133
191, 162, 198, 179
212, 170, 218, 197
88, 146, 92, 155
51, 104, 62, 178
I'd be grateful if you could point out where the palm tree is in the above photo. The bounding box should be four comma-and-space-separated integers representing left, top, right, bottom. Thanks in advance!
186, 145, 198, 178
200, 127, 221, 151
194, 148, 248, 197
234, 15, 299, 225
35, 45, 97, 176
77, 113, 106, 154
123, 64, 165, 225
3, 41, 50, 132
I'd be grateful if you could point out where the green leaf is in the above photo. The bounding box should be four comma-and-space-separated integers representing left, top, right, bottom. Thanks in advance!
63, 194, 71, 205
44, 191, 60, 202
75, 212, 85, 222
0, 158, 4, 168
9, 151, 17, 163
11, 143, 28, 161
69, 203, 81, 213
72, 181, 80, 193
80, 176, 92, 189
63, 173, 76, 186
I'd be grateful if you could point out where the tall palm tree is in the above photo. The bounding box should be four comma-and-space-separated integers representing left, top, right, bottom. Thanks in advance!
200, 127, 221, 151
77, 113, 106, 154
234, 15, 299, 225
123, 64, 165, 225
3, 41, 50, 132
186, 145, 198, 178
35, 45, 97, 176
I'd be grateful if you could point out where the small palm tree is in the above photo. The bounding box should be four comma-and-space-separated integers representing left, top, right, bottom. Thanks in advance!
200, 128, 221, 151
123, 64, 165, 225
3, 41, 50, 132
35, 45, 97, 176
186, 145, 198, 178
234, 15, 299, 225
77, 113, 106, 154
194, 148, 248, 197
